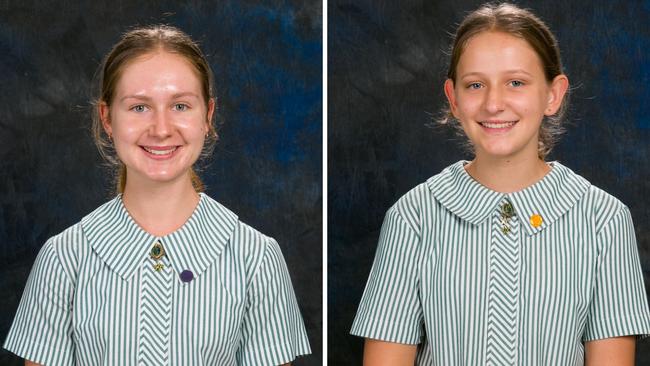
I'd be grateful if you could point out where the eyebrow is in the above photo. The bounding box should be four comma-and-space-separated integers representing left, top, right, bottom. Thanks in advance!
120, 92, 201, 103
459, 69, 534, 79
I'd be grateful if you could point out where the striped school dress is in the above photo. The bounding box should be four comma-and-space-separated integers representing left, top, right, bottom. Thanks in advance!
4, 193, 311, 365
351, 161, 650, 365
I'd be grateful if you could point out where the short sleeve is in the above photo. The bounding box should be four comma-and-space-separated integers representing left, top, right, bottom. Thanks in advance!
3, 240, 75, 365
583, 207, 650, 341
350, 206, 424, 344
236, 238, 311, 365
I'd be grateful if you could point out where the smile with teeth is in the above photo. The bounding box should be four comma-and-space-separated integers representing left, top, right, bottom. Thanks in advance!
142, 146, 178, 155
479, 120, 518, 129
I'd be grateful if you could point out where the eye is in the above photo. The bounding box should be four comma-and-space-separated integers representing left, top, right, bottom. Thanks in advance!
509, 80, 524, 87
467, 82, 483, 90
173, 103, 189, 112
131, 104, 148, 113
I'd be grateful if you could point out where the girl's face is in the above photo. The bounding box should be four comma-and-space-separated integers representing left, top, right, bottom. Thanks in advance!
444, 31, 568, 161
100, 51, 214, 188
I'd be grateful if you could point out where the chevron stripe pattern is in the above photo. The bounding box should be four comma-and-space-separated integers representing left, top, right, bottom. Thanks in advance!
485, 200, 520, 365
138, 254, 173, 366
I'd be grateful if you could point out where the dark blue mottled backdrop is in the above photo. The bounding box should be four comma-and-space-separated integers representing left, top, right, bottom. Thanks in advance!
329, 0, 650, 364
0, 1, 322, 365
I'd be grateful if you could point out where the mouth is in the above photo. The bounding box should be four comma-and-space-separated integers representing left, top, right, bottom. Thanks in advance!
141, 146, 179, 158
478, 120, 518, 130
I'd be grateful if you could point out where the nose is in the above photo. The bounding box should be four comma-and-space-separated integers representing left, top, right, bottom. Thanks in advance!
484, 87, 505, 114
150, 109, 172, 138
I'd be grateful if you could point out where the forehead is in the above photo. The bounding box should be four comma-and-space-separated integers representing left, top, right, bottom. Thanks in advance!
457, 31, 544, 74
115, 51, 202, 96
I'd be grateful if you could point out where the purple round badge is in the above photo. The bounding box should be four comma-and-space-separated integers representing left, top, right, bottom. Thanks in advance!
180, 270, 194, 283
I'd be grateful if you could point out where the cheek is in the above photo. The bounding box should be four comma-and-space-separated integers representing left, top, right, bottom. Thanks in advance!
176, 122, 208, 142
175, 109, 208, 131
455, 95, 481, 119
510, 96, 545, 118
112, 123, 144, 143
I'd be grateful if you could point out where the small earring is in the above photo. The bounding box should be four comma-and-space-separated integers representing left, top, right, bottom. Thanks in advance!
108, 133, 113, 142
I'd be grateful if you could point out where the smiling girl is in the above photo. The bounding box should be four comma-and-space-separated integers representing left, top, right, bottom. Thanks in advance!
351, 3, 650, 365
4, 25, 310, 366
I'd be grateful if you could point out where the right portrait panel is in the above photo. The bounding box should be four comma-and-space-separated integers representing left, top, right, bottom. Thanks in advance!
329, 1, 650, 364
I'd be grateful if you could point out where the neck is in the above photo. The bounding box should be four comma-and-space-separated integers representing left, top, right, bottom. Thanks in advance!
465, 153, 550, 193
121, 174, 200, 237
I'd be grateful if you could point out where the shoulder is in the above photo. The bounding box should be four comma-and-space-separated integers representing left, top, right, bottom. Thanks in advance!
233, 220, 278, 256
201, 193, 272, 250
555, 164, 629, 233
393, 180, 432, 213
47, 220, 86, 251
387, 164, 457, 234
582, 184, 630, 233
201, 194, 279, 272
45, 197, 125, 282
231, 219, 290, 288
387, 182, 430, 235
40, 214, 91, 284
197, 193, 239, 225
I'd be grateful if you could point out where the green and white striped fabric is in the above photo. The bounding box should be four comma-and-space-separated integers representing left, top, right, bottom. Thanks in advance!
351, 161, 650, 365
4, 193, 310, 365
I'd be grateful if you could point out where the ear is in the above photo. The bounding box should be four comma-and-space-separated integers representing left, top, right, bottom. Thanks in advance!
206, 98, 216, 128
99, 101, 112, 136
444, 79, 459, 118
545, 74, 569, 116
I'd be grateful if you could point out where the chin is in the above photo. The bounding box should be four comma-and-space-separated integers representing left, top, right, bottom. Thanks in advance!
139, 171, 189, 184
476, 145, 523, 159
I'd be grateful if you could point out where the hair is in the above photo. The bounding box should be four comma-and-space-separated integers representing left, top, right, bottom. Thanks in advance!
440, 2, 568, 159
91, 24, 216, 194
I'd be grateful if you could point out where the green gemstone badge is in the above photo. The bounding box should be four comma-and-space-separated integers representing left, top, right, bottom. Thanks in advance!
501, 202, 515, 218
150, 241, 165, 260
499, 202, 515, 235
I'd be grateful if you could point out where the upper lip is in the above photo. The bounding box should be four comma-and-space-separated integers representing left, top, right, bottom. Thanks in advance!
479, 120, 518, 124
141, 145, 180, 150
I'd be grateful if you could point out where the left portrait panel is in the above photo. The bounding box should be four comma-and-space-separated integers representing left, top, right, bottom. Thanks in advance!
0, 1, 322, 365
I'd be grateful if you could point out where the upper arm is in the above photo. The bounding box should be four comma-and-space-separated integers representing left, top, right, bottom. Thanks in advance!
237, 237, 310, 365
4, 241, 75, 365
350, 206, 425, 343
583, 207, 650, 341
363, 338, 417, 366
584, 336, 635, 366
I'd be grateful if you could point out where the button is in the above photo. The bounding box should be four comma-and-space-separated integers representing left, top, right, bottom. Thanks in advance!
153, 263, 164, 272
530, 214, 543, 228
180, 270, 194, 283
150, 241, 165, 260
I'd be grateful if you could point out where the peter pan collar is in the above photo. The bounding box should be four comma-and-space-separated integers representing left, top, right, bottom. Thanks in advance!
81, 193, 238, 281
426, 161, 590, 236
